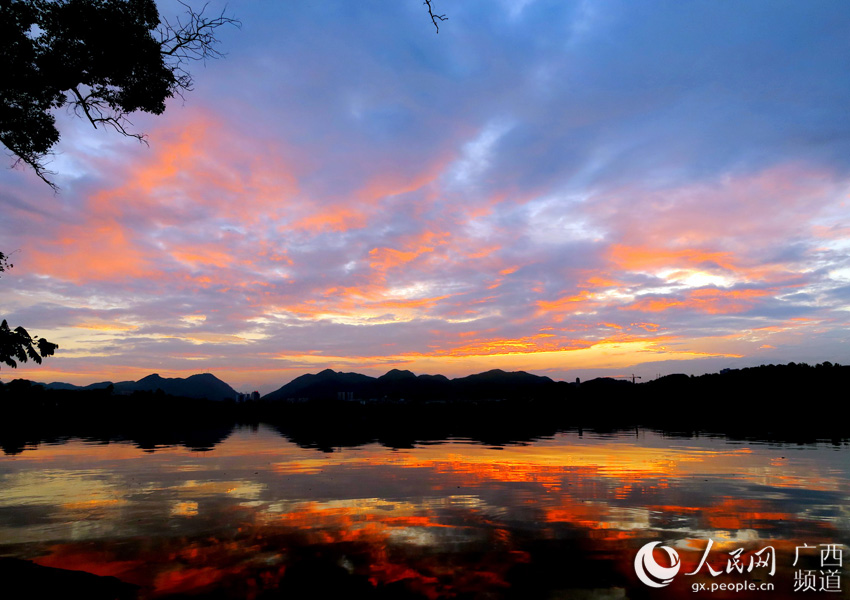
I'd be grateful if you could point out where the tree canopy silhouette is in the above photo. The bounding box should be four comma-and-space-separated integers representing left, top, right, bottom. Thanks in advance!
1, 0, 240, 189
0, 319, 58, 369
0, 252, 58, 369
2, 1, 449, 189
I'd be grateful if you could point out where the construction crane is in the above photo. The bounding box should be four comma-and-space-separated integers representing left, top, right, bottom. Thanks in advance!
611, 374, 642, 384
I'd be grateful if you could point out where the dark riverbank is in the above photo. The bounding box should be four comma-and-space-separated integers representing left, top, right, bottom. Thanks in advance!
1, 362, 847, 454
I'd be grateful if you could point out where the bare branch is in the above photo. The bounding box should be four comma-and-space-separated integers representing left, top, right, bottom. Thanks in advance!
424, 0, 447, 33
17, 157, 59, 192
1, 1, 240, 190
66, 86, 149, 146
57, 3, 240, 161
158, 2, 241, 94
70, 87, 98, 130
2, 140, 59, 192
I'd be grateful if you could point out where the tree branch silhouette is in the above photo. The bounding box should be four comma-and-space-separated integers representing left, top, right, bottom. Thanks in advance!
424, 0, 447, 33
1, 0, 240, 190
0, 252, 58, 370
2, 1, 448, 189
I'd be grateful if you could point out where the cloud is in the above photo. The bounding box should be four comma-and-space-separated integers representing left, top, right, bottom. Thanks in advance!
2, 0, 849, 390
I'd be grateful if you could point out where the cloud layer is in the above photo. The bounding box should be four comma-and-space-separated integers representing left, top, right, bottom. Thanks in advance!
2, 0, 849, 392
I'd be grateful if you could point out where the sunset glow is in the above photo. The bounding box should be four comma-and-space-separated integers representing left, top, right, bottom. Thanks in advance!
2, 0, 849, 391
4, 429, 847, 599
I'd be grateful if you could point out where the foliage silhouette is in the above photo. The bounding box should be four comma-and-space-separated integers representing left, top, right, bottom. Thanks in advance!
2, 1, 448, 189
1, 0, 240, 189
0, 251, 57, 369
0, 319, 57, 369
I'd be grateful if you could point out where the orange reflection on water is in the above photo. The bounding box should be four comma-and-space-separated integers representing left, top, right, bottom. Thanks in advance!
34, 546, 148, 583
2, 429, 848, 599
703, 498, 795, 531
269, 441, 759, 483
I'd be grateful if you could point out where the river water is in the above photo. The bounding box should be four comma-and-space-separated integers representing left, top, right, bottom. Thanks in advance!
1, 425, 848, 598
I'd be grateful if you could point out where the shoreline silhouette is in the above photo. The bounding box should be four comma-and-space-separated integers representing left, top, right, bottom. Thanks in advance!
2, 362, 847, 455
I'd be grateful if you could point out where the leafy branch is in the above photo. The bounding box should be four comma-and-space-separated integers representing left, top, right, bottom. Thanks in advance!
0, 251, 58, 370
0, 320, 58, 369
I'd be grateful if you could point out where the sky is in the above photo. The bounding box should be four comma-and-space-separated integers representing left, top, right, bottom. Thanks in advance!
2, 0, 849, 394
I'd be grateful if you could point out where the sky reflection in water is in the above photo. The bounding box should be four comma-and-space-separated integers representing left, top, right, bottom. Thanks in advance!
1, 427, 848, 598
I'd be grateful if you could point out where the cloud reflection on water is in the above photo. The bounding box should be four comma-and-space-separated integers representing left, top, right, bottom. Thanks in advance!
0, 426, 848, 598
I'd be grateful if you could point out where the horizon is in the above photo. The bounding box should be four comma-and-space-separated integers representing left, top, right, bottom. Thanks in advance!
2, 1, 849, 393
3, 364, 638, 395
4, 359, 841, 396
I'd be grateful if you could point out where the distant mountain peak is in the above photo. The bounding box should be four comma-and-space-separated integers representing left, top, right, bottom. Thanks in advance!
138, 373, 164, 382
380, 369, 417, 380
261, 367, 568, 402
188, 373, 219, 381
121, 373, 237, 401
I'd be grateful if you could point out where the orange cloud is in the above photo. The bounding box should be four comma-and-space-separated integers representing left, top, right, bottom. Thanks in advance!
610, 245, 738, 272
369, 230, 450, 271
600, 164, 839, 249
170, 244, 236, 269
354, 165, 442, 204
432, 333, 569, 357
72, 320, 138, 332
535, 291, 596, 316
278, 281, 456, 323
87, 115, 298, 225
291, 205, 370, 233
26, 112, 300, 285
28, 222, 152, 282
622, 288, 773, 314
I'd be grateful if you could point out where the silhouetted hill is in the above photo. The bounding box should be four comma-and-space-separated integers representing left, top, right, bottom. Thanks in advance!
126, 373, 238, 400
112, 373, 236, 400
262, 368, 568, 403
378, 368, 417, 381
579, 377, 633, 390
418, 374, 450, 383
42, 373, 238, 401
2, 362, 849, 454
263, 369, 375, 402
637, 361, 847, 429
377, 370, 452, 400
450, 369, 566, 400
43, 381, 77, 391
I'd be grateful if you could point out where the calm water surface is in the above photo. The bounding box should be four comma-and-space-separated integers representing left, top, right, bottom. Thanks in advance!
1, 426, 848, 598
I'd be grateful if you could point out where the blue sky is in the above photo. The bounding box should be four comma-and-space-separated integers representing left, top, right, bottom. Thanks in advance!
2, 0, 849, 392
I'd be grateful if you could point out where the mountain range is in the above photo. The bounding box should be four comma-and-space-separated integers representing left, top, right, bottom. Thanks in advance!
24, 361, 846, 405
37, 368, 570, 403
45, 373, 238, 401
261, 368, 570, 402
